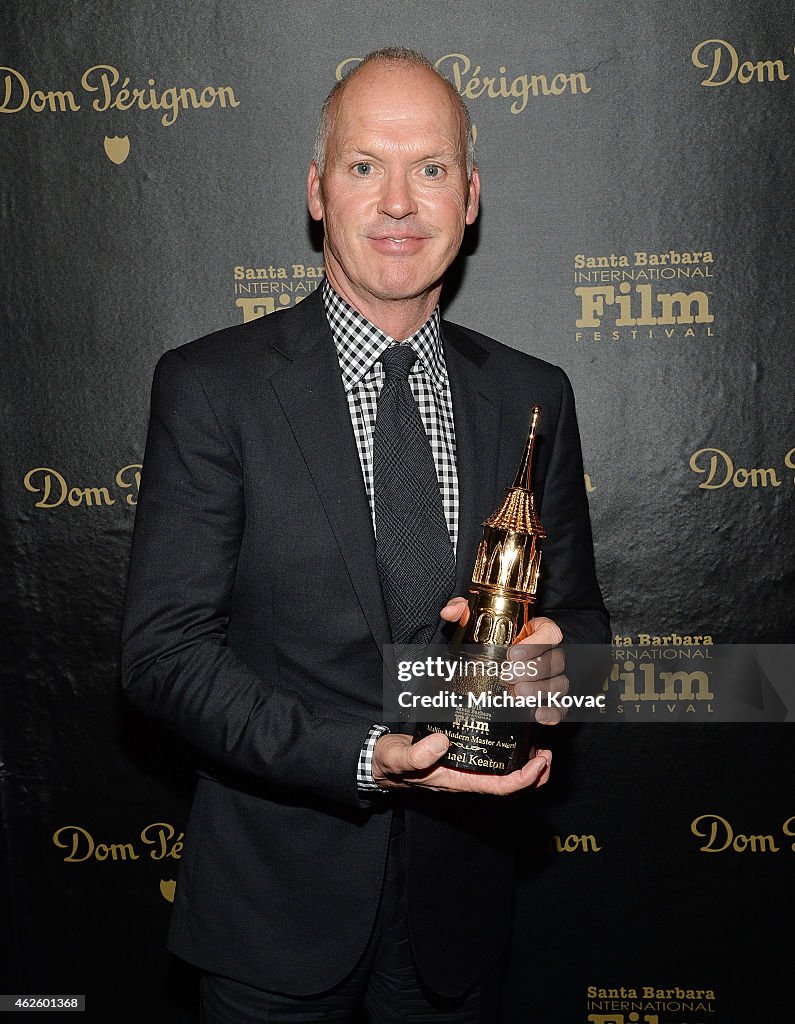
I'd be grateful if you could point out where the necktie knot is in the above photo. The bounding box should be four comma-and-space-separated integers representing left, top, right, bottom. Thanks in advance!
381, 343, 418, 382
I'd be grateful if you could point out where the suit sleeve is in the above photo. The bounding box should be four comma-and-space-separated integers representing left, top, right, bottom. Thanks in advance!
120, 349, 374, 809
535, 370, 611, 644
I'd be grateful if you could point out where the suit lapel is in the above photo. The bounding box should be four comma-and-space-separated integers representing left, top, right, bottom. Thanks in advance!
442, 322, 504, 596
269, 293, 391, 649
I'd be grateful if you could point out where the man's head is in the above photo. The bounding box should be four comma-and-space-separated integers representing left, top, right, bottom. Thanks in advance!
313, 48, 476, 179
307, 47, 480, 337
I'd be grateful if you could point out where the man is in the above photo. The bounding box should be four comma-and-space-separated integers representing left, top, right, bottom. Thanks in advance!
121, 47, 609, 1023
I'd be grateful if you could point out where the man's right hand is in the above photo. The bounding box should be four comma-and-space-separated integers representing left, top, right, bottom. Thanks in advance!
371, 732, 551, 796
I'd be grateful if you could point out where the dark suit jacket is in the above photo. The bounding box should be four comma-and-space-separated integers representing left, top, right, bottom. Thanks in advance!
120, 286, 609, 998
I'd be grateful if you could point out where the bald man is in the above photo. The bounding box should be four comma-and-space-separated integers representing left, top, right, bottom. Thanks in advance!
122, 46, 609, 1023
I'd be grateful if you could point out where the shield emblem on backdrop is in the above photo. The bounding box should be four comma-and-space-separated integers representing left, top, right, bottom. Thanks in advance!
159, 879, 176, 903
104, 135, 130, 165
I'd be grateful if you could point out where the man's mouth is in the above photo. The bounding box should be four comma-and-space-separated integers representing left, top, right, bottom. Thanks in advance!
368, 234, 429, 250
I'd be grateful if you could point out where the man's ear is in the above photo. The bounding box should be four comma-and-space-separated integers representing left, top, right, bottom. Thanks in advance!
307, 162, 323, 222
465, 166, 480, 226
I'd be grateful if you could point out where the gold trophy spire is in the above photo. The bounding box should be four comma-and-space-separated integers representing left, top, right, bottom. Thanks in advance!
512, 403, 541, 489
465, 405, 546, 646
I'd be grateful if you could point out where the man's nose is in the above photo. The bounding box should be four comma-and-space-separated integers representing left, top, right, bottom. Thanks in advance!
377, 172, 417, 219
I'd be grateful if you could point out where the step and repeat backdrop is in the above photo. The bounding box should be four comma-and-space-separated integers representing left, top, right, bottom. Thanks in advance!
1, 2, 793, 1021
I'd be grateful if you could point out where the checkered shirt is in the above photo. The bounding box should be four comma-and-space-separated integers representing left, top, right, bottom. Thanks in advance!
323, 281, 460, 791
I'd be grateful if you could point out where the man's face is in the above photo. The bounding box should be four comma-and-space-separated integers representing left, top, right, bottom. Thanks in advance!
307, 63, 480, 325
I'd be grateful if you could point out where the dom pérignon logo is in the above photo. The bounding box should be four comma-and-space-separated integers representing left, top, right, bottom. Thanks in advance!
103, 135, 130, 164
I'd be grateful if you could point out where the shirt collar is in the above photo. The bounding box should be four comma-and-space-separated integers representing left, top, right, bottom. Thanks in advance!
322, 280, 447, 394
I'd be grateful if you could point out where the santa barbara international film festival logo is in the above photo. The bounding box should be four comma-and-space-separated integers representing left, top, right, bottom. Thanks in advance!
233, 262, 325, 322
0, 64, 240, 164
584, 981, 717, 1023
573, 249, 716, 343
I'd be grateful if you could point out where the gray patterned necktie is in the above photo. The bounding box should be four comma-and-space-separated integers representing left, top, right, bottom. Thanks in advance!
373, 344, 456, 645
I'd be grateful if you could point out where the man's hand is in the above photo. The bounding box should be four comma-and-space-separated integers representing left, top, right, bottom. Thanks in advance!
442, 597, 569, 725
371, 596, 565, 793
372, 731, 551, 794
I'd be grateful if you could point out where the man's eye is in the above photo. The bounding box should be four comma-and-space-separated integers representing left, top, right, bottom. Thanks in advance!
354, 162, 372, 176
423, 165, 441, 178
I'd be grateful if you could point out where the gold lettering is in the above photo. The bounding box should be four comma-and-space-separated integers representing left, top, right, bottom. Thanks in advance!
0, 66, 30, 112
569, 72, 590, 94
553, 833, 602, 852
81, 64, 118, 111
689, 448, 782, 489
782, 815, 795, 851
508, 76, 530, 114
115, 464, 142, 505
692, 39, 739, 87
635, 283, 657, 325
377, 52, 596, 111
130, 84, 153, 110
35, 87, 79, 112
691, 813, 780, 853
215, 85, 239, 110
689, 447, 733, 489
140, 821, 184, 861
692, 38, 790, 86
656, 290, 714, 324
158, 86, 179, 126
80, 486, 113, 507
637, 662, 658, 701
236, 296, 277, 321
575, 286, 612, 328
755, 59, 788, 82
80, 68, 238, 127
461, 64, 484, 100
23, 467, 68, 507
1, 66, 237, 123
747, 466, 781, 487
199, 85, 217, 108
659, 669, 714, 701
549, 73, 569, 95
94, 841, 138, 862
0, 68, 79, 113
692, 813, 734, 852
733, 831, 779, 853
575, 283, 712, 327
113, 78, 134, 111
53, 825, 95, 862
614, 282, 635, 325
23, 466, 142, 508
614, 662, 639, 700
435, 53, 469, 95
335, 57, 362, 81
52, 826, 140, 862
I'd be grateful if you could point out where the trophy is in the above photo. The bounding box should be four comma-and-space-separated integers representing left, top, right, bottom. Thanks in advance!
412, 406, 547, 775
